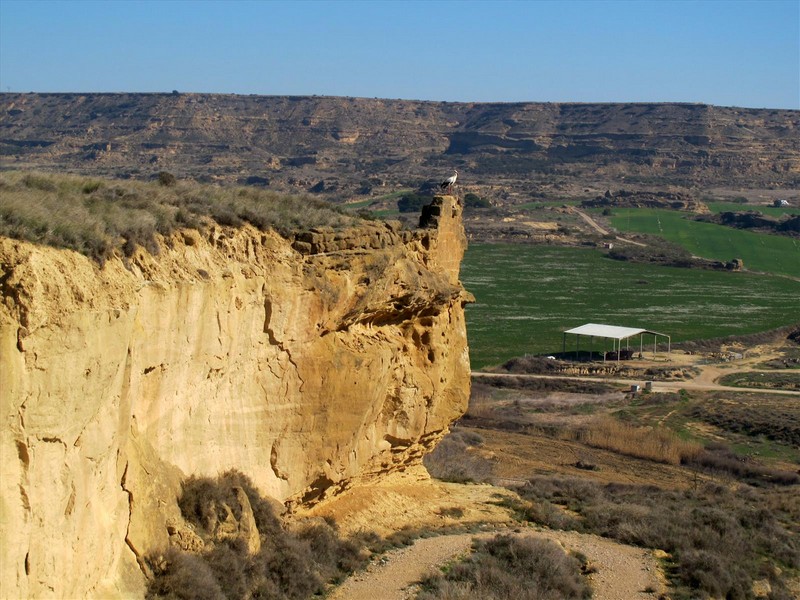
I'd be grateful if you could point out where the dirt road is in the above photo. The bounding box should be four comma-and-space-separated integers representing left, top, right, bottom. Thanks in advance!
573, 208, 647, 247
472, 371, 800, 396
329, 528, 664, 600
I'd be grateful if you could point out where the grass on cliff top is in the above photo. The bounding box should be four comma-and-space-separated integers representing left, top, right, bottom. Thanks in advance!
0, 170, 360, 264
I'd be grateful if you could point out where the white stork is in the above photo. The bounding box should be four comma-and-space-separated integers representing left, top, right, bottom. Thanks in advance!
440, 169, 458, 193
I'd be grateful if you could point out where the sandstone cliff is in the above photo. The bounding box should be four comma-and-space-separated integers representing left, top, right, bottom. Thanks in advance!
0, 196, 470, 598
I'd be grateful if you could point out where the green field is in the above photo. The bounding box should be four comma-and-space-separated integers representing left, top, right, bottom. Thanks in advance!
706, 202, 800, 217
462, 244, 800, 369
607, 208, 800, 279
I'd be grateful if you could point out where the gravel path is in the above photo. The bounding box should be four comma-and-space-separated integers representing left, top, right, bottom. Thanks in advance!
328, 528, 664, 600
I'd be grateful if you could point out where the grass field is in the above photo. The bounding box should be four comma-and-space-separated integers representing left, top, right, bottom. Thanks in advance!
461, 244, 800, 369
706, 202, 800, 217
607, 208, 800, 279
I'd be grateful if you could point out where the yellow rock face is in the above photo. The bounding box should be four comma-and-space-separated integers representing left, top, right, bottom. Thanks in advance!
0, 196, 470, 598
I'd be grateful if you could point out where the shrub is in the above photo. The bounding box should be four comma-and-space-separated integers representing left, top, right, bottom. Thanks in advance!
157, 171, 177, 186
398, 193, 428, 213
148, 470, 374, 600
424, 428, 493, 483
683, 443, 800, 486
147, 548, 225, 600
512, 476, 800, 599
417, 535, 591, 600
464, 193, 490, 208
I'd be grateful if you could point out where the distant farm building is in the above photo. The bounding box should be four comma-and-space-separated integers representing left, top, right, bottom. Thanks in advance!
563, 323, 670, 362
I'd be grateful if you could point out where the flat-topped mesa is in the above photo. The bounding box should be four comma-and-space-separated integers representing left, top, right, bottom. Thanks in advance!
0, 195, 470, 598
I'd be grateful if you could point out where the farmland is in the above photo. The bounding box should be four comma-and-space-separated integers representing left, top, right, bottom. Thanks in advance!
461, 244, 800, 369
607, 208, 800, 279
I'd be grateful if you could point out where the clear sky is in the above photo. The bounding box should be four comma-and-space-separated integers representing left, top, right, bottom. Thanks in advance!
1, 0, 798, 109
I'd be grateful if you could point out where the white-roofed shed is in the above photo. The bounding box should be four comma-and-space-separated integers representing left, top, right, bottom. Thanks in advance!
563, 323, 670, 362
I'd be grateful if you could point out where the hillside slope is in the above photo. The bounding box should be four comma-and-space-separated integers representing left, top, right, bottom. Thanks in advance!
2, 94, 798, 199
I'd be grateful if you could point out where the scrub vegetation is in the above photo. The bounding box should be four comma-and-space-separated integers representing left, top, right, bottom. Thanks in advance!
147, 471, 378, 600
0, 171, 359, 265
416, 535, 592, 600
428, 366, 800, 599
511, 477, 799, 600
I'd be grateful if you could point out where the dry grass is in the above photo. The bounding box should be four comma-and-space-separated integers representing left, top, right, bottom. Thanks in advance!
0, 170, 360, 264
576, 416, 703, 466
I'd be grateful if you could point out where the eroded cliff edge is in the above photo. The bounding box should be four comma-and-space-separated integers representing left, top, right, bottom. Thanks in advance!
0, 195, 470, 598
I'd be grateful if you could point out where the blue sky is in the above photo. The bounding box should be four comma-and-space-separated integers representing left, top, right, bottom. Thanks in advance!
1, 0, 798, 108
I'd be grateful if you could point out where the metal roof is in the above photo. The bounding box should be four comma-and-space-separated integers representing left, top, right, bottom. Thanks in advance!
564, 323, 668, 339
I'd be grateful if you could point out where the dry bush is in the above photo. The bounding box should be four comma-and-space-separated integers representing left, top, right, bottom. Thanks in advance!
417, 535, 591, 600
296, 519, 367, 583
576, 416, 702, 465
513, 476, 800, 600
148, 470, 374, 600
147, 548, 225, 600
689, 395, 800, 447
178, 469, 282, 538
685, 443, 800, 486
424, 428, 493, 483
475, 375, 614, 395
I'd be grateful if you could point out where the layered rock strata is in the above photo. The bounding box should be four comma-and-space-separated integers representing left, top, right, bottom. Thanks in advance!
2, 94, 798, 194
0, 196, 470, 598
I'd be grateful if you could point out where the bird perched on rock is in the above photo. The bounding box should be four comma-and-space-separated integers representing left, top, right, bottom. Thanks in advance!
440, 170, 458, 193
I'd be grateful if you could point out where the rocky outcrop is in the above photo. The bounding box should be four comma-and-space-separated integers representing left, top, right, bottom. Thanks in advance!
0, 196, 470, 598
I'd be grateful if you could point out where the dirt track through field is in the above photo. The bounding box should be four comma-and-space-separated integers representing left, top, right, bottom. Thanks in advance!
573, 208, 648, 247
328, 528, 664, 600
471, 371, 800, 396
